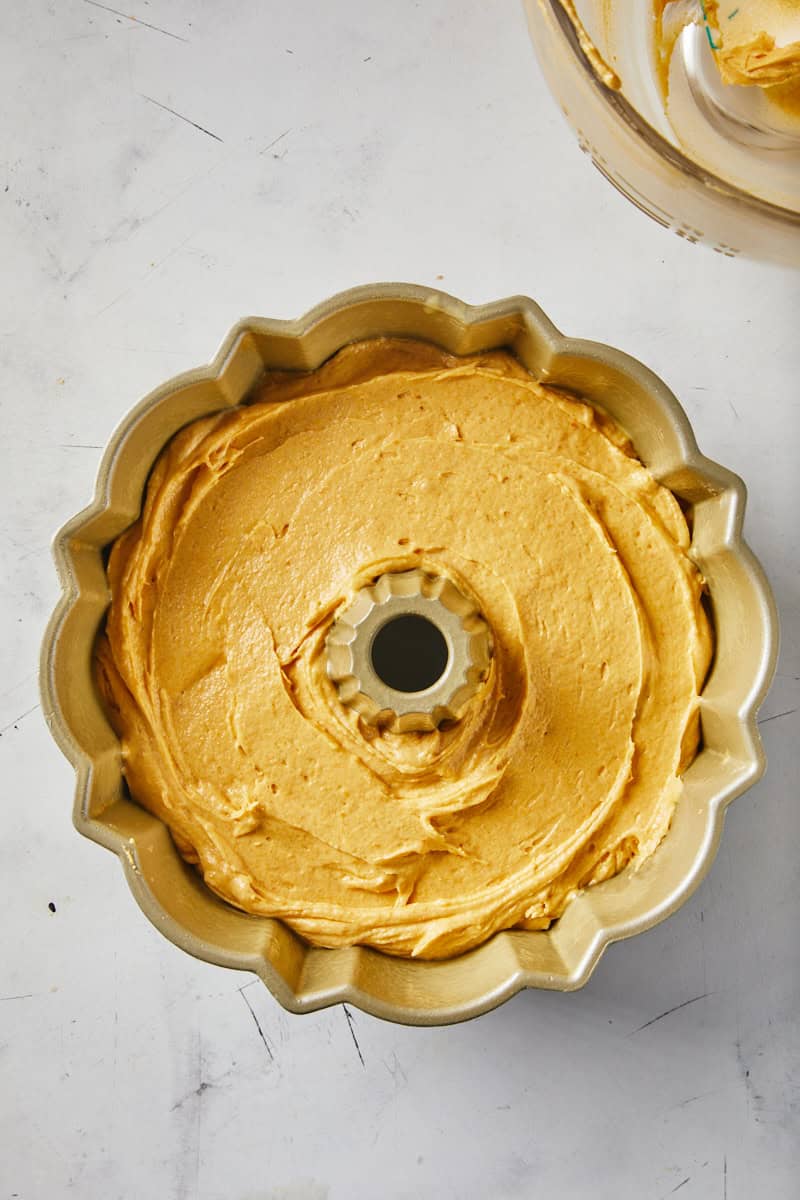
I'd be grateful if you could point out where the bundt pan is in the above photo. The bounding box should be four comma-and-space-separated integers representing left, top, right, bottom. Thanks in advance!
40, 284, 777, 1025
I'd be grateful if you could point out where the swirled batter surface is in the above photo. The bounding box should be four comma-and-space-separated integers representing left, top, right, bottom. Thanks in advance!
96, 339, 711, 958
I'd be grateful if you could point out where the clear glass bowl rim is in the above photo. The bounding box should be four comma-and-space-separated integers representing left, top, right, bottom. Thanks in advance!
540, 0, 800, 229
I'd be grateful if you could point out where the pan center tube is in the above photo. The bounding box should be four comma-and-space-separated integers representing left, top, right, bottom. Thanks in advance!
325, 569, 492, 732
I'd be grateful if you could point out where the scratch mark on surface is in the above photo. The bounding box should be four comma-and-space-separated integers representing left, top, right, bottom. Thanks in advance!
83, 0, 189, 42
37, 32, 103, 46
668, 1089, 718, 1111
723, 1154, 727, 1200
171, 1080, 213, 1111
0, 994, 34, 1002
194, 1035, 202, 1198
104, 346, 192, 356
0, 703, 40, 736
58, 444, 103, 450
727, 399, 740, 421
0, 673, 35, 701
14, 544, 47, 564
631, 992, 711, 1034
141, 95, 223, 142
671, 1179, 691, 1195
92, 231, 196, 318
758, 707, 798, 726
259, 128, 292, 156
382, 1050, 408, 1086
238, 986, 274, 1059
342, 1004, 365, 1067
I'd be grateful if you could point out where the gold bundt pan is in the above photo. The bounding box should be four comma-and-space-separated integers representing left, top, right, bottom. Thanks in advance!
40, 284, 777, 1025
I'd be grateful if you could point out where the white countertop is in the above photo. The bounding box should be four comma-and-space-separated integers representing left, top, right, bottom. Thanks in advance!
2, 3, 799, 1197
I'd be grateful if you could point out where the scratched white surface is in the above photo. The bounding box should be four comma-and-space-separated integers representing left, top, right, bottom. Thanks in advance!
2, 2, 799, 1198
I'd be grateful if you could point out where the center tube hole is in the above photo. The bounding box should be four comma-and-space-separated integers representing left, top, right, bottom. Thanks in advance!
370, 614, 450, 694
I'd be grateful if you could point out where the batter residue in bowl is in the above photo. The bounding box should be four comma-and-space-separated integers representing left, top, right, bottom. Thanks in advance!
96, 338, 711, 958
656, 0, 800, 94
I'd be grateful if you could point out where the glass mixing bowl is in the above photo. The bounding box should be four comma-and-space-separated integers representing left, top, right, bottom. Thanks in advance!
523, 0, 800, 264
